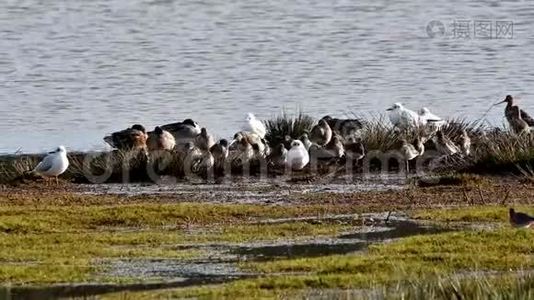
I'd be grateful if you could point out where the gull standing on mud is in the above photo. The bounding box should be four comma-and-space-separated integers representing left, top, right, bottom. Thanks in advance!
33, 146, 70, 185
387, 103, 419, 130
310, 119, 333, 146
286, 140, 309, 170
147, 126, 176, 151
243, 113, 266, 138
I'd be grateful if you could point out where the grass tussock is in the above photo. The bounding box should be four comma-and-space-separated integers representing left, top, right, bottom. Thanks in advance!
265, 112, 315, 147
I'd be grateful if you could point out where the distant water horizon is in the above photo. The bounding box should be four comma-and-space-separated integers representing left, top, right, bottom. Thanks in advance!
1, 0, 533, 154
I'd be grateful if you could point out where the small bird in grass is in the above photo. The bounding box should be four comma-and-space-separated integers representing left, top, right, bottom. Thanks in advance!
147, 126, 176, 151
459, 129, 471, 156
344, 138, 366, 164
286, 140, 310, 170
310, 119, 333, 146
499, 95, 534, 127
104, 124, 148, 150
243, 113, 267, 138
509, 208, 534, 228
194, 128, 216, 151
434, 130, 460, 156
33, 146, 70, 185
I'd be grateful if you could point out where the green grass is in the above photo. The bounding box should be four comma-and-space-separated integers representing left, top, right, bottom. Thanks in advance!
107, 227, 534, 299
0, 199, 358, 284
412, 206, 534, 223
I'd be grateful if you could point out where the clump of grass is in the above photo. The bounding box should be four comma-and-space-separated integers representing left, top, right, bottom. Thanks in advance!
265, 112, 315, 146
461, 130, 534, 174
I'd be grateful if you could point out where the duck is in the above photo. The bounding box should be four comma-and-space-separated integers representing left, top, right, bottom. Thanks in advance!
230, 138, 255, 168
104, 124, 148, 150
509, 208, 534, 228
286, 140, 309, 170
33, 146, 70, 185
387, 103, 419, 130
310, 119, 333, 146
183, 143, 214, 175
210, 139, 229, 172
194, 128, 216, 151
324, 134, 345, 159
344, 138, 366, 163
321, 115, 364, 139
160, 119, 201, 144
499, 95, 534, 127
231, 131, 267, 156
147, 126, 176, 151
243, 113, 266, 138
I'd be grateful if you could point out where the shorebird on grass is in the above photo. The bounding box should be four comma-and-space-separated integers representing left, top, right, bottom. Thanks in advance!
33, 146, 69, 185
508, 106, 531, 135
509, 208, 534, 228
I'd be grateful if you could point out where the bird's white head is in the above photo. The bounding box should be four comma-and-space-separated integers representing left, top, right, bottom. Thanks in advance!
386, 103, 403, 111
246, 113, 256, 121
56, 146, 67, 154
419, 107, 430, 115
291, 140, 304, 148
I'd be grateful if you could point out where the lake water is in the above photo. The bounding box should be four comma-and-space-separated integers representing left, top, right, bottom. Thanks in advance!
1, 0, 533, 153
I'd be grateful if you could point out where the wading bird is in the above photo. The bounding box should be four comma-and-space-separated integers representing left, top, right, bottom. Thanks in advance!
509, 208, 534, 228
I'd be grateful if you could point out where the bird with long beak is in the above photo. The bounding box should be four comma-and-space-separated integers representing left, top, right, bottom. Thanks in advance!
498, 95, 534, 128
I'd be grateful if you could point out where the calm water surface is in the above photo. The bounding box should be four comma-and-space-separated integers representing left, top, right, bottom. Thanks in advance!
1, 0, 533, 153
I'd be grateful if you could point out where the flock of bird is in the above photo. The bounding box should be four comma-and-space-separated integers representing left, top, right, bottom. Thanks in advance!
31, 95, 533, 182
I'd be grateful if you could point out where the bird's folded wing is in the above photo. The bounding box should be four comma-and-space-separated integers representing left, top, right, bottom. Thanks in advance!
34, 155, 54, 173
